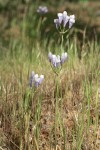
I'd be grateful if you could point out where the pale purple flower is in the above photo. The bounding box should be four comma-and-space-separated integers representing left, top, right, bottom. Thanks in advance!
54, 11, 75, 29
52, 55, 57, 67
37, 6, 48, 14
56, 55, 61, 67
57, 13, 63, 24
69, 15, 75, 28
52, 55, 61, 67
61, 52, 68, 64
48, 52, 68, 67
54, 11, 69, 28
34, 74, 39, 87
48, 52, 52, 62
38, 75, 44, 84
29, 71, 35, 87
54, 19, 60, 29
29, 72, 44, 88
58, 11, 69, 27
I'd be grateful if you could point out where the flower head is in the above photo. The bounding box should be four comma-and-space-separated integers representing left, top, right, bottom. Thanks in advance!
54, 11, 75, 29
48, 52, 68, 67
29, 72, 44, 88
58, 11, 69, 27
52, 55, 61, 67
37, 6, 48, 14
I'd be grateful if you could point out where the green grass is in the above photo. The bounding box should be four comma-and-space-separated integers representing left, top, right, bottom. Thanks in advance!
0, 3, 100, 150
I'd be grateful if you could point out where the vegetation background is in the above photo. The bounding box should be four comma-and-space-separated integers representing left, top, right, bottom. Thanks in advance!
0, 0, 100, 150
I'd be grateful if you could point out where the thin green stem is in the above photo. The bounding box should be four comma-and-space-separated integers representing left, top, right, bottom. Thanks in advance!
61, 33, 64, 53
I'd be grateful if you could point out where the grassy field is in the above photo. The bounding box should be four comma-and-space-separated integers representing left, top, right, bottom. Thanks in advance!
0, 1, 100, 150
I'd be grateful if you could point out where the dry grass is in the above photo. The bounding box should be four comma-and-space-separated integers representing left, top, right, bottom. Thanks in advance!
0, 43, 100, 149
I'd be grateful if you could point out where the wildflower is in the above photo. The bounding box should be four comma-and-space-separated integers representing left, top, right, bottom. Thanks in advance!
69, 15, 75, 28
34, 74, 44, 88
58, 11, 69, 27
37, 6, 48, 14
54, 11, 75, 29
52, 55, 61, 67
54, 19, 60, 29
48, 52, 68, 67
48, 52, 52, 62
29, 71, 35, 87
61, 52, 68, 64
29, 72, 44, 88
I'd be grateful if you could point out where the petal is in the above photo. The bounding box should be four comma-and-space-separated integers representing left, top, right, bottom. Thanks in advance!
40, 75, 44, 80
34, 74, 38, 80
63, 11, 67, 17
54, 19, 60, 29
63, 16, 70, 27
61, 52, 68, 64
58, 13, 63, 17
69, 15, 75, 23
34, 81, 39, 88
52, 55, 56, 61
31, 71, 35, 76
63, 18, 69, 27
37, 6, 48, 14
69, 21, 73, 28
29, 71, 35, 87
39, 75, 44, 84
58, 13, 63, 24
64, 52, 68, 58
52, 55, 57, 67
70, 15, 75, 20
48, 52, 52, 61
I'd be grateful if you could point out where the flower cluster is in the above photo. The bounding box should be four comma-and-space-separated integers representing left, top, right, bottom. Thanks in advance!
54, 11, 75, 29
29, 10, 75, 88
30, 71, 44, 88
48, 52, 68, 67
37, 6, 48, 14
